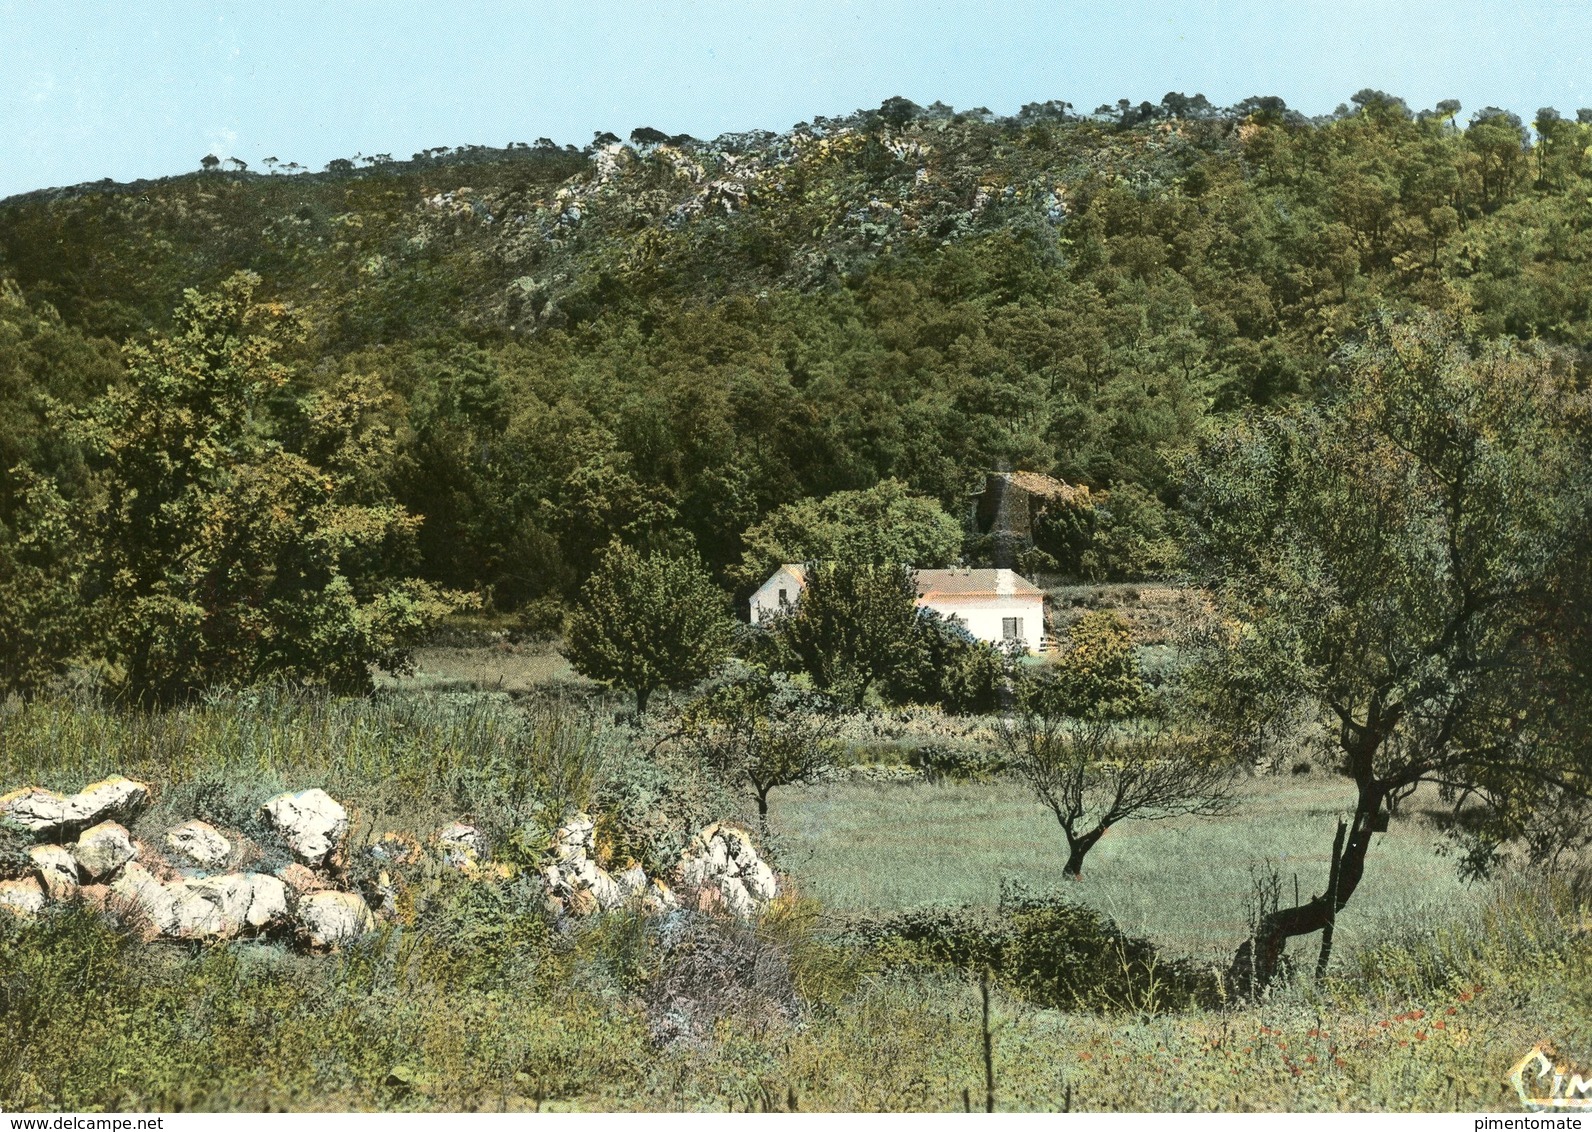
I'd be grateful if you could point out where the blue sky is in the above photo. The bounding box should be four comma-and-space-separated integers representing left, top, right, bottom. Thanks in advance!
3, 0, 1590, 200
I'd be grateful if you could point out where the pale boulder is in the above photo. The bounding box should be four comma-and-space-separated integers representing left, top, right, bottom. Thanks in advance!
167, 884, 227, 940
261, 789, 348, 867
166, 820, 232, 870
63, 776, 150, 827
437, 822, 484, 870
298, 890, 374, 948
29, 844, 79, 900
73, 821, 138, 882
245, 874, 291, 930
677, 823, 779, 918
108, 862, 182, 938
0, 876, 46, 916
539, 812, 627, 915
0, 787, 68, 834
104, 863, 266, 941
186, 873, 290, 936
615, 863, 649, 898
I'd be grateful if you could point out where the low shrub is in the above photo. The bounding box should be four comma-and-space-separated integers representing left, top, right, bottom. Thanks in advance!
909, 743, 1008, 783
514, 596, 569, 643
843, 883, 1220, 1014
643, 907, 800, 1047
593, 746, 738, 877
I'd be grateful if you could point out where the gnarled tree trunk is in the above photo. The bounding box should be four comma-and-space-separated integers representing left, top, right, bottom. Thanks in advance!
1228, 783, 1382, 997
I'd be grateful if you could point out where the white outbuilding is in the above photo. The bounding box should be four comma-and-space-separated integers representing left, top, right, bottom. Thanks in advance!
750, 564, 1047, 653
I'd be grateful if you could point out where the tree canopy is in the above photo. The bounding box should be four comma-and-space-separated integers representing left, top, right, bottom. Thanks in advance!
8, 93, 1592, 603
1183, 310, 1592, 991
563, 541, 736, 713
731, 479, 963, 591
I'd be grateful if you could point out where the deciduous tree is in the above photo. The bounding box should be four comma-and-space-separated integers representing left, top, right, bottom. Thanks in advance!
67, 273, 468, 704
756, 559, 921, 707
674, 669, 840, 829
1000, 613, 1232, 878
563, 541, 734, 713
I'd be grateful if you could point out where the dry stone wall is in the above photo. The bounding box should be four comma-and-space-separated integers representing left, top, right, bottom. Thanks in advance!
1, 776, 782, 950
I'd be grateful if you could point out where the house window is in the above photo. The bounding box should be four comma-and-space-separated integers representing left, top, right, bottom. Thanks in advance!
1002, 617, 1023, 641
778, 588, 789, 605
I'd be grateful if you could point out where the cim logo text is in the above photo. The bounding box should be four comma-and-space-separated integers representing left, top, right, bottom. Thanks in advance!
1513, 1046, 1592, 1110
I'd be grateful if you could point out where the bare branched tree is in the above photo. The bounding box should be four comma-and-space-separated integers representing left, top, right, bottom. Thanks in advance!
1000, 703, 1235, 878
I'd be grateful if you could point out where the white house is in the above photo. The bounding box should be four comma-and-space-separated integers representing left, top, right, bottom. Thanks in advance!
749, 563, 808, 623
750, 564, 1047, 653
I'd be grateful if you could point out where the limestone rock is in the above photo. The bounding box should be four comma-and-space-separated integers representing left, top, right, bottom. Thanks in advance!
0, 787, 68, 834
28, 844, 79, 900
641, 877, 678, 914
108, 862, 182, 938
437, 822, 484, 870
186, 872, 290, 936
167, 884, 228, 940
677, 823, 779, 918
166, 820, 232, 870
549, 813, 595, 862
539, 812, 626, 915
298, 890, 374, 948
0, 876, 46, 916
0, 776, 150, 839
106, 863, 288, 941
261, 789, 348, 867
73, 821, 138, 882
615, 863, 649, 898
63, 776, 150, 827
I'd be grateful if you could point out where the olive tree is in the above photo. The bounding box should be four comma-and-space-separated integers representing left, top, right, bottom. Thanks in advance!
1184, 311, 1592, 994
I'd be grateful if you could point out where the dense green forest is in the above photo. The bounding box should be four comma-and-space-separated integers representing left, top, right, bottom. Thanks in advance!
4, 90, 1592, 610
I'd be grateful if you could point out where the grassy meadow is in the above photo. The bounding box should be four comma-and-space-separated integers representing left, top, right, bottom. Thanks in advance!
2, 679, 1589, 1112
771, 776, 1473, 963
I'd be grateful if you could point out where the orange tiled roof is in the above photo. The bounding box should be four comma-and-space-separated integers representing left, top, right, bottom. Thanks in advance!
914, 568, 1043, 600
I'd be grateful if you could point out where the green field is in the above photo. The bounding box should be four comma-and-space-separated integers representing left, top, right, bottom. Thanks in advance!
771, 775, 1474, 963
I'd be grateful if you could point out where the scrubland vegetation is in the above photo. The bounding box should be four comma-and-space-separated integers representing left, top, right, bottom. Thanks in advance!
1, 687, 1587, 1112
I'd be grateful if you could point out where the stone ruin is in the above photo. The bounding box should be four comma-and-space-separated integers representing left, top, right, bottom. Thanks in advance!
0, 776, 780, 950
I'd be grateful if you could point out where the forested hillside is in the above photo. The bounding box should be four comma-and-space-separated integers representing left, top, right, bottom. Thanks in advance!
4, 91, 1591, 607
